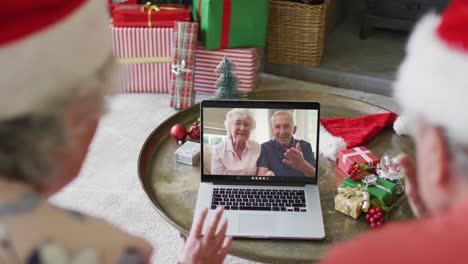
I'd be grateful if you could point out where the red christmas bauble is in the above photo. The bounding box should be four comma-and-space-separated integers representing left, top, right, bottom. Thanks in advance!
170, 124, 187, 141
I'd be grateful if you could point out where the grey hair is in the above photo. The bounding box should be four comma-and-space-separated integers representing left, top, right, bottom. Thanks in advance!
224, 108, 256, 137
271, 111, 294, 126
0, 56, 117, 188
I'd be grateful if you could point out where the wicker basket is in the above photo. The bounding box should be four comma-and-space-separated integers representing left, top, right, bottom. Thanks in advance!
267, 0, 330, 66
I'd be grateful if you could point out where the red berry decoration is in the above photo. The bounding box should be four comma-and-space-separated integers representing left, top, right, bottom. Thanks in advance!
188, 120, 201, 139
170, 124, 187, 144
365, 205, 385, 228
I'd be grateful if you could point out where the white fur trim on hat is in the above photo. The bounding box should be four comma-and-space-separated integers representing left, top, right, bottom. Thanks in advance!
0, 0, 112, 121
393, 116, 409, 136
319, 124, 347, 161
394, 13, 468, 145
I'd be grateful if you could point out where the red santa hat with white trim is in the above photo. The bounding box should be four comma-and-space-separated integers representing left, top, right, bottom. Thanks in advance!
393, 0, 468, 145
0, 0, 112, 121
319, 112, 398, 160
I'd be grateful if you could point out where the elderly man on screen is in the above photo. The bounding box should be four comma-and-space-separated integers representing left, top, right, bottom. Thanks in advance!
257, 111, 316, 177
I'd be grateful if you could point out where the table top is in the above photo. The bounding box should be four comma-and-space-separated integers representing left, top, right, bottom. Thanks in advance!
138, 81, 414, 263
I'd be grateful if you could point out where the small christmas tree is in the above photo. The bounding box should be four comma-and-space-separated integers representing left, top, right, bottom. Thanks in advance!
214, 56, 243, 100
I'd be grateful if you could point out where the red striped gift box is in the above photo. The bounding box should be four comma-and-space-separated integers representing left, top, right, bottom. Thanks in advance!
170, 22, 198, 109
194, 46, 262, 94
112, 27, 173, 93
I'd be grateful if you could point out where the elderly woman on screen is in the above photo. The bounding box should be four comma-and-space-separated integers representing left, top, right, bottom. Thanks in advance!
211, 109, 261, 175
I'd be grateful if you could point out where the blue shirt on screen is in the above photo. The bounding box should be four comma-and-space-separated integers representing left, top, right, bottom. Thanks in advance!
257, 138, 316, 177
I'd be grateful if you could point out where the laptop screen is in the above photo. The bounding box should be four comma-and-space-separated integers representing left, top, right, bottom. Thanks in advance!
201, 100, 320, 185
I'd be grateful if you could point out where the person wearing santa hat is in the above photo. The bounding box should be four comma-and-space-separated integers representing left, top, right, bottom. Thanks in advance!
319, 0, 468, 263
0, 1, 230, 263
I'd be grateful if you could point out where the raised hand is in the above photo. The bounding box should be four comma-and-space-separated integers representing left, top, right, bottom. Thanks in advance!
283, 142, 307, 170
177, 207, 232, 264
399, 154, 429, 218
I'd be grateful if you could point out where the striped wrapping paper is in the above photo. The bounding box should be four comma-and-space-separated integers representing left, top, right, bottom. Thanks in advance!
170, 22, 198, 109
112, 27, 173, 93
194, 46, 262, 94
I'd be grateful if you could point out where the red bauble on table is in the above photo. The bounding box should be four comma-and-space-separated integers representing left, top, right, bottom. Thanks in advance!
170, 124, 187, 144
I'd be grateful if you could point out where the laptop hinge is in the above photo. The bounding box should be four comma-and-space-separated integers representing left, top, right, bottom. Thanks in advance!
212, 181, 307, 187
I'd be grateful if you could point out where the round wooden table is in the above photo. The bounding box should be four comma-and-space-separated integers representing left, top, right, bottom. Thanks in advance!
138, 87, 414, 263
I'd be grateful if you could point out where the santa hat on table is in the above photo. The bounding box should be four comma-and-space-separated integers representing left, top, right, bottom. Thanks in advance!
319, 112, 398, 160
0, 1, 112, 121
393, 0, 468, 145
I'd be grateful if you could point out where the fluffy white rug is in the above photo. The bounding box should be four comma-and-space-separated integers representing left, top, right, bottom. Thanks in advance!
50, 93, 258, 263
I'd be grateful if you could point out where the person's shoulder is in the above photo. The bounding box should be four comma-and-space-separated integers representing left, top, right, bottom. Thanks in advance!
3, 201, 152, 263
320, 216, 466, 264
298, 139, 311, 146
261, 139, 275, 147
213, 140, 228, 153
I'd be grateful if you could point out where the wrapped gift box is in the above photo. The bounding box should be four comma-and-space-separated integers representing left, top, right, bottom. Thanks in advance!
192, 0, 269, 49
112, 4, 191, 28
170, 22, 198, 109
343, 177, 397, 205
194, 46, 262, 94
112, 27, 173, 93
334, 186, 368, 219
337, 146, 380, 177
175, 141, 200, 165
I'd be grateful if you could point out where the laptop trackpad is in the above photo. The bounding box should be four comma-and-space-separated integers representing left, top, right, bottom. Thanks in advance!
239, 214, 276, 235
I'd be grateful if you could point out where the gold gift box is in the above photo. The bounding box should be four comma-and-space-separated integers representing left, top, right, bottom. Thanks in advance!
335, 194, 363, 219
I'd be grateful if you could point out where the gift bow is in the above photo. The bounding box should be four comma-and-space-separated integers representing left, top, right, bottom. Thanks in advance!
171, 60, 192, 76
141, 2, 186, 27
338, 185, 370, 213
342, 147, 375, 165
362, 174, 392, 195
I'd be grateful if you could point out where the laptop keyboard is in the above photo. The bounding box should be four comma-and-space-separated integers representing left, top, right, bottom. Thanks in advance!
211, 188, 307, 212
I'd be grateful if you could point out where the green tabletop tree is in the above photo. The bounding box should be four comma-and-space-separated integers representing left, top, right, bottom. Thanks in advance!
214, 56, 243, 100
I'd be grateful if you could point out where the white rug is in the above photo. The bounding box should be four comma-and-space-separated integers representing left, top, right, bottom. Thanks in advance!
50, 93, 259, 263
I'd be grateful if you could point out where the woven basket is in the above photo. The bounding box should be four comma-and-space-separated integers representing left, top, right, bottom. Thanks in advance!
267, 0, 330, 66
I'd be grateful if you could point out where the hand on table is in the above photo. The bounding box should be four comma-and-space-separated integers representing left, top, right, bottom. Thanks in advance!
178, 207, 232, 264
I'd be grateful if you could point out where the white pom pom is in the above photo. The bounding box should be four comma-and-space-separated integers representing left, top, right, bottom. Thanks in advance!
319, 125, 347, 161
393, 116, 409, 136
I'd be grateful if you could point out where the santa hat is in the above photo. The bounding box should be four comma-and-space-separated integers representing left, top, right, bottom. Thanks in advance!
0, 1, 112, 121
393, 0, 468, 145
319, 113, 398, 160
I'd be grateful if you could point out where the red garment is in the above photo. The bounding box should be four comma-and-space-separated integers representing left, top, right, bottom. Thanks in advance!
320, 200, 468, 264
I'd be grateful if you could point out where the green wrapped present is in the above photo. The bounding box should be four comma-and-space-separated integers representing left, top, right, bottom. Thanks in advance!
343, 176, 397, 205
192, 0, 269, 49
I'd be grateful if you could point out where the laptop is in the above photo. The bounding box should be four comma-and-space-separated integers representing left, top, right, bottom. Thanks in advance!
194, 100, 325, 239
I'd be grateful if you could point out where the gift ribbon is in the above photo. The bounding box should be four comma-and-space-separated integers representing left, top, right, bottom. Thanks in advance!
220, 0, 232, 49
337, 185, 370, 214
362, 175, 392, 195
197, 0, 232, 49
342, 147, 374, 165
141, 2, 186, 27
117, 57, 172, 64
171, 60, 192, 76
